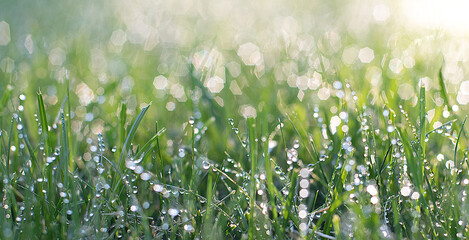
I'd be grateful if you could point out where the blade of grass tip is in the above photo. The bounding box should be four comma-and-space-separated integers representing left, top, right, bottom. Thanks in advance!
454, 115, 467, 173
37, 90, 51, 155
135, 127, 166, 161
247, 117, 257, 240
117, 103, 150, 169
261, 112, 283, 238
379, 144, 393, 176
189, 116, 196, 191
418, 85, 426, 182
60, 113, 69, 182
118, 102, 127, 161
66, 77, 74, 171
111, 103, 150, 218
438, 63, 450, 107
155, 121, 165, 184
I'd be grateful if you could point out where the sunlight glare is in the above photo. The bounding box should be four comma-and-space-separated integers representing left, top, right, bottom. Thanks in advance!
401, 0, 469, 34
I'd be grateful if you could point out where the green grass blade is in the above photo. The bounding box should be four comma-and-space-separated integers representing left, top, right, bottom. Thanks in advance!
117, 103, 151, 169
261, 111, 283, 238
438, 63, 450, 107
247, 117, 257, 240
454, 115, 467, 170
37, 90, 51, 155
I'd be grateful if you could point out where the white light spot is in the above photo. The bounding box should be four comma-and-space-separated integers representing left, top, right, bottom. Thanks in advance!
76, 83, 94, 106
389, 58, 403, 74
366, 185, 378, 196
110, 29, 127, 46
358, 47, 374, 63
153, 184, 164, 192
411, 191, 420, 200
330, 116, 341, 134
153, 75, 168, 90
299, 210, 308, 219
239, 105, 257, 118
299, 189, 309, 198
166, 102, 176, 111
318, 87, 330, 100
401, 186, 412, 197
457, 81, 469, 105
49, 48, 66, 66
0, 21, 10, 45
373, 4, 390, 22
205, 76, 225, 93
140, 172, 151, 181
398, 83, 414, 100
24, 35, 34, 54
237, 42, 263, 66
168, 208, 179, 217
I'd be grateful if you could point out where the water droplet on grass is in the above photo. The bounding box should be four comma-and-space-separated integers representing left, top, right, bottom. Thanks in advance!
202, 161, 210, 170
184, 224, 194, 232
168, 208, 179, 217
153, 184, 163, 192
401, 186, 412, 197
189, 116, 195, 126
140, 172, 151, 181
293, 139, 300, 149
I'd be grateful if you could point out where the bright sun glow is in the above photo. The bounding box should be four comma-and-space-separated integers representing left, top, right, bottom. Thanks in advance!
401, 0, 469, 34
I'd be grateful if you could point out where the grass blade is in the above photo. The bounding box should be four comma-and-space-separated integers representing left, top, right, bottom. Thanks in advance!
247, 117, 257, 240
117, 103, 151, 169
37, 90, 51, 155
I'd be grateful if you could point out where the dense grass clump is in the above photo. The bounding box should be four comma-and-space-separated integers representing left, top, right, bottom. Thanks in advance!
1, 0, 469, 239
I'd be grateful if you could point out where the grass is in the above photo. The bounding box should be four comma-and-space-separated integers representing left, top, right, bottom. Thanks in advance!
1, 0, 469, 239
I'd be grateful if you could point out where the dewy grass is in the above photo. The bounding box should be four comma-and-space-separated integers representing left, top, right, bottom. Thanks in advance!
3, 67, 469, 239
2, 0, 469, 238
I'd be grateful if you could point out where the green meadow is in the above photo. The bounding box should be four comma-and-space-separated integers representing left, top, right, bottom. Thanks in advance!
0, 0, 469, 239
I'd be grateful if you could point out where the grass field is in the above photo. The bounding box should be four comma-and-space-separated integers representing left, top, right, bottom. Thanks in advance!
1, 0, 469, 239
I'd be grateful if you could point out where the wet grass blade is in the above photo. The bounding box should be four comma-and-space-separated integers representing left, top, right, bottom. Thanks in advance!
37, 90, 51, 155
247, 117, 257, 240
117, 103, 151, 169
261, 111, 283, 238
438, 63, 450, 107
418, 85, 426, 183
286, 113, 329, 186
453, 115, 467, 171
118, 102, 127, 161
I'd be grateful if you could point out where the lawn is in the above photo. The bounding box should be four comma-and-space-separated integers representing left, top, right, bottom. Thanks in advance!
0, 0, 469, 239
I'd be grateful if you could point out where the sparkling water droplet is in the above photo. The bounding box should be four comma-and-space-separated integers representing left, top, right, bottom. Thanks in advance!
140, 172, 151, 181
293, 139, 300, 149
189, 116, 195, 125
202, 161, 210, 170
168, 208, 179, 217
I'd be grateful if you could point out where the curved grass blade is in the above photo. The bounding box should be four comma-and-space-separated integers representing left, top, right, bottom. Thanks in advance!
37, 90, 51, 155
117, 103, 151, 169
